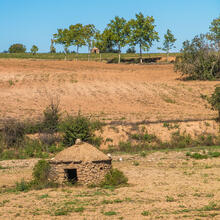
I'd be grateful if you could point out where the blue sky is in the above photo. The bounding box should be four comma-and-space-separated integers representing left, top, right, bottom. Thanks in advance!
0, 0, 219, 53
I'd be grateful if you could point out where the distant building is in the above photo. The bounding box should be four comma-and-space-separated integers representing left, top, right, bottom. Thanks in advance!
91, 47, 100, 54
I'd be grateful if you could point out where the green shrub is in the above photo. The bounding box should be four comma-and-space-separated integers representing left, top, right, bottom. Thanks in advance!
61, 114, 93, 146
32, 159, 51, 185
101, 168, 128, 187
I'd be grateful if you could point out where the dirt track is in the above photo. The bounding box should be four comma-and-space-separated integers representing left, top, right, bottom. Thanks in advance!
0, 59, 217, 122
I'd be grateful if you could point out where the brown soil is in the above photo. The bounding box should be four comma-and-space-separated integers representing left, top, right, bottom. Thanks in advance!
0, 59, 217, 122
0, 152, 220, 219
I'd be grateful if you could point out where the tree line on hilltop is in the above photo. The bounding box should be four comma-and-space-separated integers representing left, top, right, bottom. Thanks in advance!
6, 13, 219, 72
8, 12, 177, 64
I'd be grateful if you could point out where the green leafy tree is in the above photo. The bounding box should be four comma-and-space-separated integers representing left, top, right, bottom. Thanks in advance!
69, 23, 86, 53
207, 15, 220, 48
209, 86, 220, 120
158, 29, 176, 62
94, 29, 116, 53
53, 28, 71, 59
9, 43, 26, 53
83, 24, 97, 52
107, 16, 129, 63
30, 45, 38, 55
128, 12, 159, 63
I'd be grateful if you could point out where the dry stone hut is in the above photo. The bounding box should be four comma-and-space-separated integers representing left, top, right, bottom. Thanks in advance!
49, 141, 112, 185
91, 47, 100, 54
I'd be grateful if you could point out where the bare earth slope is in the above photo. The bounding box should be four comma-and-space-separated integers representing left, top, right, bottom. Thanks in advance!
0, 59, 218, 122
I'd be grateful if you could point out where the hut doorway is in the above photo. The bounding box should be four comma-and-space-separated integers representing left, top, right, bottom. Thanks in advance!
64, 169, 78, 183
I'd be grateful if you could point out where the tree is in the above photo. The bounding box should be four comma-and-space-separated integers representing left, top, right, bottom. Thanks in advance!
174, 34, 220, 80
53, 28, 71, 59
126, 46, 136, 53
107, 16, 129, 63
158, 29, 176, 62
69, 23, 86, 53
94, 29, 116, 53
50, 39, 56, 53
209, 86, 220, 120
128, 13, 159, 63
9, 44, 26, 53
83, 24, 97, 52
30, 45, 38, 55
207, 15, 220, 48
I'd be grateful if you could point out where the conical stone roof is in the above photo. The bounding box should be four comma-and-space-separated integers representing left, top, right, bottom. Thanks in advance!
52, 142, 110, 163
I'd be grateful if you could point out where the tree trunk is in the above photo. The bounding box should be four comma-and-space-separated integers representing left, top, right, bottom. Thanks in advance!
77, 46, 79, 54
118, 45, 121, 64
166, 47, 169, 62
140, 44, 143, 64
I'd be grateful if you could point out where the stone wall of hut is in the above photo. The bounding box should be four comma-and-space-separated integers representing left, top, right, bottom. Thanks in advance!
49, 160, 111, 185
